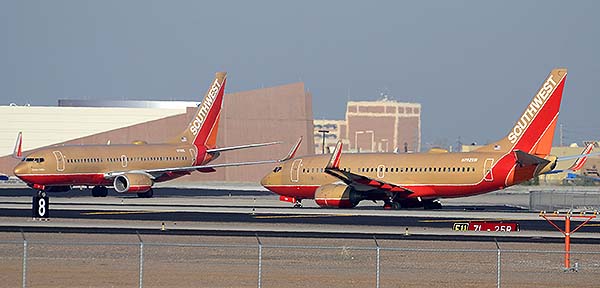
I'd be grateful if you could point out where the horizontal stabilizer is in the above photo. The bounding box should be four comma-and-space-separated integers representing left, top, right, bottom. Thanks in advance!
513, 150, 549, 167
207, 141, 281, 153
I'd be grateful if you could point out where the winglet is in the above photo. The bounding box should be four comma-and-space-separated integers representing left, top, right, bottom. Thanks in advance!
280, 137, 302, 162
12, 132, 23, 159
326, 140, 343, 169
568, 143, 594, 171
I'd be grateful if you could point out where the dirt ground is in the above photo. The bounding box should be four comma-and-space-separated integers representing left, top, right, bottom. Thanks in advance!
0, 232, 598, 288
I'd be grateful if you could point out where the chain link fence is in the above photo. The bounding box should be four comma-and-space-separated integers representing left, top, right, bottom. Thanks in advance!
2, 233, 600, 288
530, 190, 600, 211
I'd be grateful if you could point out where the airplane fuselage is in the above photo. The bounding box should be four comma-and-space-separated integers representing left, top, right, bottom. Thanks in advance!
13, 142, 213, 187
262, 150, 536, 200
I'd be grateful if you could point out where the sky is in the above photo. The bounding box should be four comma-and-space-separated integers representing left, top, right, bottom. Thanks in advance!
1, 0, 598, 149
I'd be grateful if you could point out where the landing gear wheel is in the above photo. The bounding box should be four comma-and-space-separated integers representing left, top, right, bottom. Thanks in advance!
293, 200, 302, 208
91, 186, 108, 197
137, 189, 154, 198
423, 200, 442, 210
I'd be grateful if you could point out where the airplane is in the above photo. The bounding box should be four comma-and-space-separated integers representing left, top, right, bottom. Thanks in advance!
261, 68, 596, 209
542, 143, 594, 175
13, 72, 279, 198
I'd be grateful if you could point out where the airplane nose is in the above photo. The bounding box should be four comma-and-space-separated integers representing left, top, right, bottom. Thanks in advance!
13, 162, 26, 177
260, 173, 272, 188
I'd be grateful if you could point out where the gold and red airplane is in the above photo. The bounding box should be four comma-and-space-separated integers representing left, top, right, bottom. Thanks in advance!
261, 68, 594, 209
13, 72, 279, 198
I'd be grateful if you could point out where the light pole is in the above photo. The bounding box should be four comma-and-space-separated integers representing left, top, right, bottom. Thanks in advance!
318, 130, 329, 154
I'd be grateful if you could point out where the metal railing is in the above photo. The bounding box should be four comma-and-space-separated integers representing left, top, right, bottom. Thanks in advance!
3, 234, 600, 288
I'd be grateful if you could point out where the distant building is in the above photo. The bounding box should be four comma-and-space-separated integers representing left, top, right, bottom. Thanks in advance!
313, 120, 347, 154
314, 99, 421, 153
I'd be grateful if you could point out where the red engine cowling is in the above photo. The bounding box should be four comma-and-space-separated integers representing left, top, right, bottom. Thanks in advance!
113, 173, 153, 193
314, 184, 360, 208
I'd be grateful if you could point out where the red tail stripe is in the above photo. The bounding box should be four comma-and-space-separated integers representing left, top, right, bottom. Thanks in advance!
513, 77, 565, 153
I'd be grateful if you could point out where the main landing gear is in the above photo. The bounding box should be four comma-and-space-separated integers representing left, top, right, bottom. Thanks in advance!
91, 186, 108, 197
293, 199, 302, 208
383, 198, 443, 210
137, 188, 154, 198
423, 199, 443, 210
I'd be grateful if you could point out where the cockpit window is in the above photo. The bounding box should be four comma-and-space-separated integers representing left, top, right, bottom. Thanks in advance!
273, 166, 282, 173
24, 157, 44, 163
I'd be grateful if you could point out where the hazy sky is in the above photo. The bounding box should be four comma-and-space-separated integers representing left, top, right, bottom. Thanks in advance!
1, 1, 598, 148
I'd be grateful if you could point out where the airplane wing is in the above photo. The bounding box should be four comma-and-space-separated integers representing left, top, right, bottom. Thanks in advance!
104, 159, 280, 179
323, 141, 413, 195
103, 140, 300, 180
206, 141, 281, 153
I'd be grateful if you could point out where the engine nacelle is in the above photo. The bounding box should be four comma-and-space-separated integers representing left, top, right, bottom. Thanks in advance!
538, 155, 558, 175
113, 173, 153, 193
314, 184, 360, 208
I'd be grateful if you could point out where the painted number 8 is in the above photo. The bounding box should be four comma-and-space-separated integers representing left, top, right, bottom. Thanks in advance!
38, 198, 46, 217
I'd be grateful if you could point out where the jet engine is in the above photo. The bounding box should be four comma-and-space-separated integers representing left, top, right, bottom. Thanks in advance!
538, 155, 558, 175
314, 184, 361, 208
113, 173, 153, 193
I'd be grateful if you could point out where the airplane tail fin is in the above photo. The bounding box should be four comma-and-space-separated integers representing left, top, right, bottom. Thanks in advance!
12, 132, 23, 159
477, 68, 567, 157
568, 143, 594, 171
171, 72, 227, 150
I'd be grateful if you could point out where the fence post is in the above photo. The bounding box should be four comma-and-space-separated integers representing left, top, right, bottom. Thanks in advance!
21, 229, 27, 288
494, 238, 501, 288
373, 236, 380, 288
136, 232, 144, 288
256, 234, 262, 288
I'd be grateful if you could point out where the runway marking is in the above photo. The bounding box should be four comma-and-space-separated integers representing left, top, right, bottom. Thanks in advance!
253, 214, 354, 219
81, 211, 164, 215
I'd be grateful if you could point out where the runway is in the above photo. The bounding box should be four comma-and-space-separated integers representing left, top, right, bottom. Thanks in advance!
1, 187, 599, 243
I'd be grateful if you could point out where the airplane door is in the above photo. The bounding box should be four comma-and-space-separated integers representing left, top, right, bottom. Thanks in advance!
290, 159, 302, 182
483, 158, 494, 182
189, 149, 197, 165
121, 155, 128, 168
52, 151, 65, 172
377, 164, 385, 178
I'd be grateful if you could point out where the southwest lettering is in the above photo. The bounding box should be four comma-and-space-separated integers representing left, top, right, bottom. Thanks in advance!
508, 75, 558, 144
189, 79, 222, 136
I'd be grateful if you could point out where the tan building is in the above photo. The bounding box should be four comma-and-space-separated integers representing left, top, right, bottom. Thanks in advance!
314, 99, 421, 154
0, 82, 314, 184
